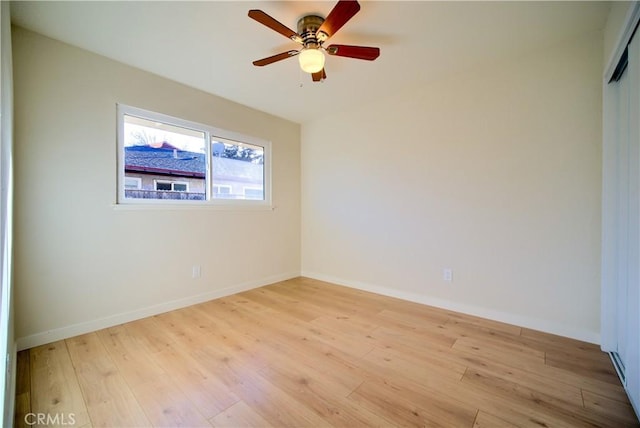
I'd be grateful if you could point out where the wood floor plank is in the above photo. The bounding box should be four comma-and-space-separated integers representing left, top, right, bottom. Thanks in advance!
260, 339, 365, 397
237, 287, 320, 322
17, 277, 638, 427
229, 370, 329, 427
241, 312, 370, 395
265, 282, 342, 315
259, 362, 388, 426
123, 316, 175, 354
130, 376, 211, 427
545, 348, 620, 384
446, 335, 628, 404
362, 345, 467, 381
462, 367, 633, 428
377, 307, 451, 331
16, 349, 30, 396
452, 336, 546, 369
521, 327, 603, 351
216, 295, 376, 359
516, 327, 600, 357
195, 318, 290, 374
14, 393, 31, 428
209, 400, 274, 428
467, 356, 585, 406
374, 309, 460, 346
14, 350, 30, 428
473, 410, 519, 427
361, 337, 623, 428
149, 342, 241, 419
369, 324, 457, 353
30, 341, 91, 427
350, 376, 478, 427
65, 333, 150, 427
370, 356, 580, 428
582, 389, 640, 425
95, 325, 166, 387
152, 307, 215, 349
272, 282, 382, 318
293, 315, 376, 357
446, 311, 523, 336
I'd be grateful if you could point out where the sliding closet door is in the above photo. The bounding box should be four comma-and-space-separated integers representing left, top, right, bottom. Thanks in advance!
617, 66, 631, 377
602, 32, 640, 417
625, 34, 640, 413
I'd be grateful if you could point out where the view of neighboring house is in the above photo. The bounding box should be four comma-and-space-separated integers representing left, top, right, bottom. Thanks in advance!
124, 142, 264, 200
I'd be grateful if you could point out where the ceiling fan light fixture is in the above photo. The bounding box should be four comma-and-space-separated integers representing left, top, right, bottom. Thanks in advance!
298, 48, 325, 74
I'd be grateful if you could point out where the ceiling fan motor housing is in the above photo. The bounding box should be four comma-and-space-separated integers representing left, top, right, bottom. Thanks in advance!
297, 15, 325, 49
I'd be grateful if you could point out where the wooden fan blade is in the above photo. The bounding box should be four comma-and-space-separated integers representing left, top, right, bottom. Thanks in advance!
317, 0, 360, 41
248, 10, 302, 44
252, 50, 299, 67
311, 68, 327, 82
326, 44, 380, 60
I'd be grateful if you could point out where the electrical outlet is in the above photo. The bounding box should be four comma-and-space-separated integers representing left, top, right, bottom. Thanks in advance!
443, 268, 453, 282
192, 265, 201, 279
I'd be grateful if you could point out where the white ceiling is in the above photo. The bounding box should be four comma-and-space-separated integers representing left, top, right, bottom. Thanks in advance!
10, 1, 610, 124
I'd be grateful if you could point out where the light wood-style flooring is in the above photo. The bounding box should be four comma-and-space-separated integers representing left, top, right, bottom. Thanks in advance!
15, 277, 639, 427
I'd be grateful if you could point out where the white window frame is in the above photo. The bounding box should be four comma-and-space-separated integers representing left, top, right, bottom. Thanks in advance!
117, 104, 272, 208
154, 179, 189, 192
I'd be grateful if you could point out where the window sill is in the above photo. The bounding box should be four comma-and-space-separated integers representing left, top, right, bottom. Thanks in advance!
112, 203, 275, 212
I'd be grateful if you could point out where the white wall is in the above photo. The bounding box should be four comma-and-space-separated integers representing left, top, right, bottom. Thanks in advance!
12, 27, 301, 349
302, 32, 603, 343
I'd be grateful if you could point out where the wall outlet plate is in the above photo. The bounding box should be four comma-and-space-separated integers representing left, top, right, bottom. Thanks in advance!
192, 265, 201, 278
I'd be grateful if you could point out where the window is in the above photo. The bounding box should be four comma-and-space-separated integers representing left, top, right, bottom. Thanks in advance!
117, 104, 271, 206
124, 177, 141, 190
213, 184, 232, 195
155, 180, 188, 192
212, 139, 264, 200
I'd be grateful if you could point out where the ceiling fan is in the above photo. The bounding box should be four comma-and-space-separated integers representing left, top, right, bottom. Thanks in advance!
248, 0, 380, 82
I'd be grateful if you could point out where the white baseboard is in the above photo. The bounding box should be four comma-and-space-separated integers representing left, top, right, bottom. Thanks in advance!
16, 271, 300, 351
17, 270, 600, 350
302, 271, 600, 345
